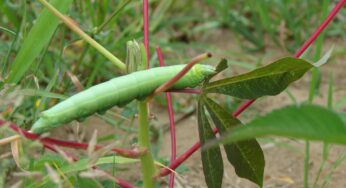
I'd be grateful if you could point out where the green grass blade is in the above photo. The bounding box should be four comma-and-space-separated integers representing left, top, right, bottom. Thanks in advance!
18, 89, 67, 100
313, 0, 330, 61
61, 156, 139, 174
0, 2, 20, 29
314, 47, 334, 67
339, 113, 346, 124
96, 0, 132, 33
38, 0, 125, 71
32, 154, 138, 186
304, 141, 310, 188
149, 0, 173, 32
321, 152, 346, 188
0, 26, 16, 36
335, 97, 346, 110
5, 0, 73, 84
312, 73, 333, 188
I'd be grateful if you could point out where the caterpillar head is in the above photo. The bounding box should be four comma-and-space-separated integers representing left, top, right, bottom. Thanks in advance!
193, 64, 216, 77
172, 64, 216, 89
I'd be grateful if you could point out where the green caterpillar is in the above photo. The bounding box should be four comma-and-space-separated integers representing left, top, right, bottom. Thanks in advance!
31, 64, 215, 133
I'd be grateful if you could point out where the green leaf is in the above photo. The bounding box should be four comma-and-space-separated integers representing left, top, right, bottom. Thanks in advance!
32, 154, 68, 171
204, 57, 313, 99
149, 0, 174, 32
197, 99, 224, 188
206, 104, 346, 149
61, 155, 139, 174
335, 97, 346, 110
203, 96, 264, 187
314, 47, 333, 67
35, 155, 138, 187
71, 177, 101, 188
19, 89, 67, 99
205, 58, 228, 82
33, 154, 138, 174
215, 59, 229, 74
0, 2, 20, 29
6, 0, 73, 84
340, 113, 346, 125
126, 40, 143, 73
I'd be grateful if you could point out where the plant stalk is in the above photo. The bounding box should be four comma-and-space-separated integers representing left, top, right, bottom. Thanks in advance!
304, 141, 310, 188
138, 101, 156, 188
0, 120, 143, 158
311, 1, 331, 187
37, 0, 126, 71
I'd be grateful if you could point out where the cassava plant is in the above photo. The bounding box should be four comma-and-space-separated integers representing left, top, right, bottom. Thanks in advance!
1, 0, 346, 188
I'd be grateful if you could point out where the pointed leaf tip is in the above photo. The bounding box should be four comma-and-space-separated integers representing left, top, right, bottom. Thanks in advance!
203, 96, 264, 187
197, 99, 224, 188
204, 57, 313, 99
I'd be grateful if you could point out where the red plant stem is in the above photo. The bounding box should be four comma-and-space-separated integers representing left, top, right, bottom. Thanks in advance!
294, 0, 346, 58
234, 0, 346, 118
166, 91, 176, 188
158, 0, 346, 177
109, 173, 138, 188
3, 123, 137, 188
0, 120, 144, 158
156, 47, 176, 188
168, 88, 202, 94
143, 0, 150, 68
43, 143, 80, 161
232, 98, 257, 117
153, 52, 212, 96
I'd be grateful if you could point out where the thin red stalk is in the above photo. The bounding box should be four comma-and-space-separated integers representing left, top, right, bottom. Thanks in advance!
158, 0, 345, 177
158, 125, 216, 177
167, 91, 176, 188
168, 88, 202, 94
143, 0, 150, 68
3, 123, 137, 187
156, 47, 176, 188
43, 143, 80, 161
232, 99, 256, 117
108, 173, 138, 188
235, 0, 346, 119
153, 52, 212, 96
0, 120, 143, 158
294, 0, 346, 58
